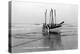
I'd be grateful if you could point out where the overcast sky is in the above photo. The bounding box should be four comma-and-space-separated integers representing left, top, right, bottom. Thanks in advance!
12, 1, 78, 25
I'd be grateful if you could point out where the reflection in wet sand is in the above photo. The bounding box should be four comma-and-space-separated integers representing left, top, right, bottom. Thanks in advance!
43, 32, 63, 50
12, 32, 64, 53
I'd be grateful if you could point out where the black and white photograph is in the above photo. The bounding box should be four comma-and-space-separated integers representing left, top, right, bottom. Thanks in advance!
9, 1, 78, 53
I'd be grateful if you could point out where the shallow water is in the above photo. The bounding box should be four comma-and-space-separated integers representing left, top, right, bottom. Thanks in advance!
11, 23, 78, 53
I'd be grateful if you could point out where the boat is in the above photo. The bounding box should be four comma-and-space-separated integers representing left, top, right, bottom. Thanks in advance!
42, 8, 64, 33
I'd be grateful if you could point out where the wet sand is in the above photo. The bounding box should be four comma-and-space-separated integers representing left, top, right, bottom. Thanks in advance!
11, 24, 78, 53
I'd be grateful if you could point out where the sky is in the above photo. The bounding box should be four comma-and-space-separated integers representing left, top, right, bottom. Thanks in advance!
12, 1, 78, 25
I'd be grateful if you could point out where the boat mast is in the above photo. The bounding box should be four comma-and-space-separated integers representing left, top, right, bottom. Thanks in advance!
54, 9, 56, 25
51, 8, 54, 25
49, 9, 51, 25
45, 9, 47, 25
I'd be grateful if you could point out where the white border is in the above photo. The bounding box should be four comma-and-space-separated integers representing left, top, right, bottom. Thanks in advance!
0, 0, 80, 54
